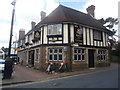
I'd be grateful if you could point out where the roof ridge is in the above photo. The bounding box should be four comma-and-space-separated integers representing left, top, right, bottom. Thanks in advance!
59, 5, 68, 21
59, 5, 107, 29
59, 4, 89, 17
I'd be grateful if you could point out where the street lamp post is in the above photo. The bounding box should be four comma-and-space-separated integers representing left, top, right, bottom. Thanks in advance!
8, 0, 16, 57
2, 0, 17, 80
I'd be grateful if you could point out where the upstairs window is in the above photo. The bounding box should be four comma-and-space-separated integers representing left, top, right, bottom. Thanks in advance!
28, 33, 33, 43
48, 24, 62, 35
93, 30, 102, 41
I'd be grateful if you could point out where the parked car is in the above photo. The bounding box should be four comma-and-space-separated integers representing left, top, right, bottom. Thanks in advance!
0, 59, 5, 73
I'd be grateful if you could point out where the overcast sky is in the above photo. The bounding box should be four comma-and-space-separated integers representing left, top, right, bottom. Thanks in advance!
0, 0, 119, 48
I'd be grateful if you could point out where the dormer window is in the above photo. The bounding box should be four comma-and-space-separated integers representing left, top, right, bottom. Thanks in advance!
48, 24, 62, 35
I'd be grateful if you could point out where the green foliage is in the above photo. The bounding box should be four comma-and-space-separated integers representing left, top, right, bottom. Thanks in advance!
111, 42, 120, 63
113, 42, 120, 56
98, 17, 119, 29
111, 55, 120, 63
98, 17, 119, 48
98, 18, 106, 25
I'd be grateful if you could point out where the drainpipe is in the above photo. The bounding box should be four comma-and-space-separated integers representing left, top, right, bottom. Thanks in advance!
69, 44, 72, 72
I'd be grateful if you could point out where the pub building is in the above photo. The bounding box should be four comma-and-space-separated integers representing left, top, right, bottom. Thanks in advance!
17, 5, 113, 72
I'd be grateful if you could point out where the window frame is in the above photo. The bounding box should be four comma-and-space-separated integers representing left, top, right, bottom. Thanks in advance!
48, 48, 63, 62
74, 48, 86, 61
36, 49, 39, 62
48, 24, 62, 36
97, 50, 107, 61
93, 30, 103, 41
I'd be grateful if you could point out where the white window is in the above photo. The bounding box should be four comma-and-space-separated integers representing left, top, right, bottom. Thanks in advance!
94, 30, 102, 40
74, 48, 86, 61
97, 50, 107, 61
28, 33, 33, 43
25, 36, 28, 43
48, 24, 62, 35
48, 48, 63, 61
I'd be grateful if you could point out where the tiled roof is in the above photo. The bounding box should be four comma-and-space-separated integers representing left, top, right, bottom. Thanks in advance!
38, 5, 113, 35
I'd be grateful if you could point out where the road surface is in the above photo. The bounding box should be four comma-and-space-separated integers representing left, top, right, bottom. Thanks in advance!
3, 67, 119, 88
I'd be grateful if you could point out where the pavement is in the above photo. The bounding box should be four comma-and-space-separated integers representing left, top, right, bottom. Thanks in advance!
1, 62, 119, 86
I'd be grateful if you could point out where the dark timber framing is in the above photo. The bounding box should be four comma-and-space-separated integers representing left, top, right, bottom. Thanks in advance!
17, 5, 112, 72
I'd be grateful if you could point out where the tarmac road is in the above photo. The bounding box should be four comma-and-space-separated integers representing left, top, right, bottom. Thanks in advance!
3, 67, 119, 88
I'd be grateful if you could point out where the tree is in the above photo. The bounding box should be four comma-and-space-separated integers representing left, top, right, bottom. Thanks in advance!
98, 17, 119, 61
112, 42, 120, 63
98, 17, 118, 28
98, 17, 118, 33
114, 42, 120, 57
98, 17, 119, 43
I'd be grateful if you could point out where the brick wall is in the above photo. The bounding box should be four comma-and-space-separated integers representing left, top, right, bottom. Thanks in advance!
18, 51, 27, 66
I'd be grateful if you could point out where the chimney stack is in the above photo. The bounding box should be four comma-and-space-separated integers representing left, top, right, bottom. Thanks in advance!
19, 29, 25, 40
86, 5, 95, 17
40, 11, 46, 21
31, 21, 36, 29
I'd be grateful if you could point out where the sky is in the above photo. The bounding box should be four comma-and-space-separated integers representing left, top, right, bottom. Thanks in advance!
0, 0, 119, 49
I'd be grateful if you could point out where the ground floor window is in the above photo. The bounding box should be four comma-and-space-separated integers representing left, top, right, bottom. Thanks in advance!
74, 48, 86, 61
97, 50, 107, 61
48, 48, 63, 61
36, 49, 39, 62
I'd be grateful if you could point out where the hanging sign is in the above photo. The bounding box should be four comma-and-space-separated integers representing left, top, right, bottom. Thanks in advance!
34, 31, 40, 40
74, 26, 83, 43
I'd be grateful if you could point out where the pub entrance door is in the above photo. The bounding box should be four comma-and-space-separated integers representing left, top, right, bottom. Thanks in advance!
28, 50, 34, 67
88, 49, 95, 68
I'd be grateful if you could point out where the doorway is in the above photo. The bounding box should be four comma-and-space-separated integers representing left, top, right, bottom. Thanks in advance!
28, 50, 34, 67
88, 49, 95, 68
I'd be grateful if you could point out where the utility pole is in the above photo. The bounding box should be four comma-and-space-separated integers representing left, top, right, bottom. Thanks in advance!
8, 0, 16, 57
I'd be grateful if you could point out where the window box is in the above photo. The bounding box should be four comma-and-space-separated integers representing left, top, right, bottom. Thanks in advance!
47, 35, 62, 38
25, 42, 29, 46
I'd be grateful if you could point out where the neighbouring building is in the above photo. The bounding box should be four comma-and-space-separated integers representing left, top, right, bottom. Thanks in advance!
17, 5, 113, 71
